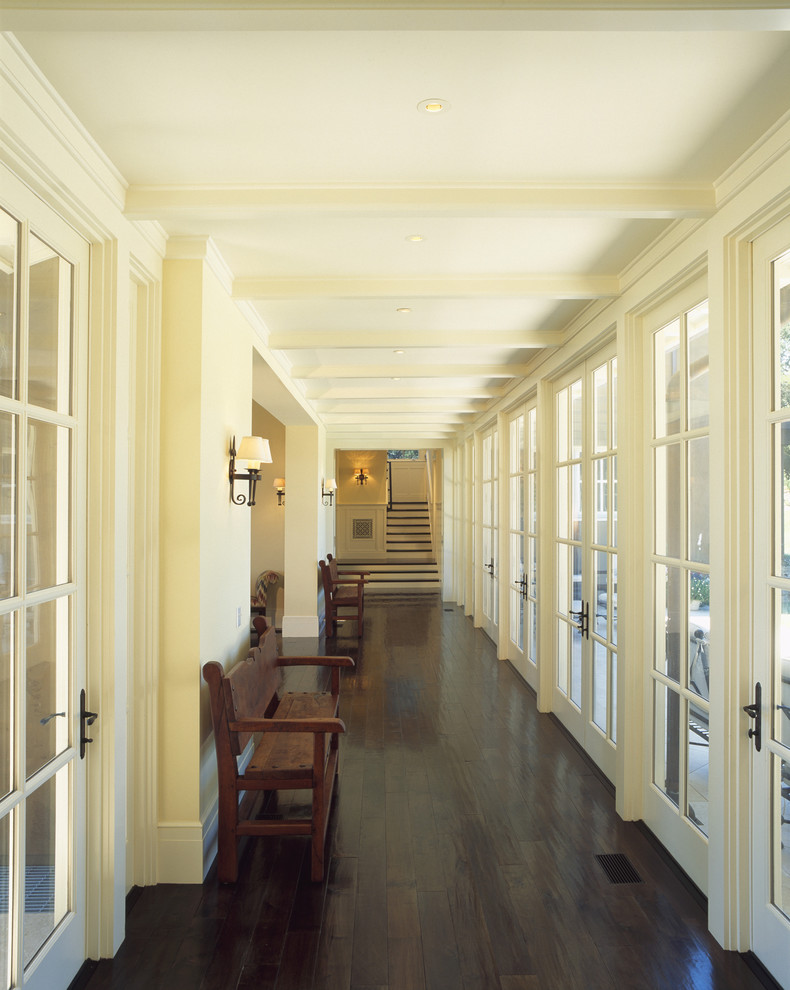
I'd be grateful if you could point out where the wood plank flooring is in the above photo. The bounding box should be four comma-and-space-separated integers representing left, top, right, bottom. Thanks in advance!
83, 599, 771, 990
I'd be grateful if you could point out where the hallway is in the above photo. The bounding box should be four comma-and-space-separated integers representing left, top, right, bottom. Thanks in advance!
83, 600, 766, 990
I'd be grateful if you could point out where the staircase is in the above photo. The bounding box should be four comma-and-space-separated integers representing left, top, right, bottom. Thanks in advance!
341, 501, 441, 594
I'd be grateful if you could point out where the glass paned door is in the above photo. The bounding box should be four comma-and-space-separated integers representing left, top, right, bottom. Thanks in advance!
553, 343, 618, 781
481, 425, 499, 640
645, 292, 710, 894
507, 404, 538, 688
752, 226, 790, 986
0, 187, 87, 990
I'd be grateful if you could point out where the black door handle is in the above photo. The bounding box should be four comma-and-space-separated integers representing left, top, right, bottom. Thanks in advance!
569, 601, 589, 639
743, 682, 761, 752
80, 688, 98, 759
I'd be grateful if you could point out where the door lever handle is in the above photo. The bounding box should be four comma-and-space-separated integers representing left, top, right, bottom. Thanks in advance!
743, 682, 761, 752
80, 688, 98, 760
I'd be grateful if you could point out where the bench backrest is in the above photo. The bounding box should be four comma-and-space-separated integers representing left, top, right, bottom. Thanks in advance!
204, 625, 282, 757
319, 558, 332, 598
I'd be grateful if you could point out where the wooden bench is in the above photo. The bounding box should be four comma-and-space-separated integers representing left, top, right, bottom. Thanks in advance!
202, 625, 354, 882
319, 556, 369, 637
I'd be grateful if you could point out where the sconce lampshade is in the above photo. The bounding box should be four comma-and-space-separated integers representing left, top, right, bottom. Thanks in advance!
274, 478, 286, 490
237, 436, 272, 468
325, 478, 337, 491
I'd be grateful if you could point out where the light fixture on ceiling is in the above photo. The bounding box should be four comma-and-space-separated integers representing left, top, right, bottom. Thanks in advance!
273, 477, 286, 506
396, 307, 411, 314
418, 98, 450, 114
229, 435, 272, 507
406, 234, 424, 242
394, 349, 405, 355
354, 467, 369, 486
321, 478, 337, 507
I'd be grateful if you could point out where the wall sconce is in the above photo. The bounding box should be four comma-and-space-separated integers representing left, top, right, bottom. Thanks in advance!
354, 467, 369, 486
321, 478, 337, 506
273, 478, 286, 506
229, 435, 272, 507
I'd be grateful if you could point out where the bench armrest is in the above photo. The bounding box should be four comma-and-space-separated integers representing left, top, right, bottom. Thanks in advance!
278, 655, 354, 669
336, 569, 370, 577
229, 716, 346, 734
330, 578, 365, 588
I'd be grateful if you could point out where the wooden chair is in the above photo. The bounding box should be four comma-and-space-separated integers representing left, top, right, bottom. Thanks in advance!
203, 625, 354, 882
319, 557, 368, 637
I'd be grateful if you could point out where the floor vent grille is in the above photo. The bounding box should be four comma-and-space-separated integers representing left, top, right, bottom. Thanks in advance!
595, 853, 643, 884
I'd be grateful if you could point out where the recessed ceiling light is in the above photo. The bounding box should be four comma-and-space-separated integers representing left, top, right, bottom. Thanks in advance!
391, 377, 401, 381
396, 307, 411, 314
394, 349, 405, 355
418, 98, 450, 114
406, 234, 424, 242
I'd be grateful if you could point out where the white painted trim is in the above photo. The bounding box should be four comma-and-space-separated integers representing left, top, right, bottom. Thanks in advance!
282, 614, 320, 638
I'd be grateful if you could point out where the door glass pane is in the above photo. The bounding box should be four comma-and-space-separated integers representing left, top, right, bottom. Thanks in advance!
655, 564, 683, 683
528, 473, 536, 533
510, 476, 524, 533
778, 421, 790, 572
594, 458, 608, 545
0, 413, 15, 601
688, 436, 710, 564
528, 408, 536, 470
612, 455, 618, 547
28, 236, 72, 415
26, 597, 70, 779
611, 554, 618, 647
611, 358, 618, 450
570, 380, 583, 459
510, 533, 524, 590
594, 551, 608, 638
24, 767, 69, 968
0, 613, 11, 800
557, 619, 568, 695
776, 590, 790, 750
654, 682, 681, 808
528, 600, 537, 664
0, 210, 18, 402
687, 301, 709, 431
774, 757, 790, 919
557, 544, 569, 615
655, 319, 681, 438
527, 536, 537, 599
593, 363, 608, 453
571, 463, 582, 541
26, 420, 71, 593
510, 415, 524, 474
557, 466, 568, 540
773, 250, 790, 412
687, 703, 709, 836
510, 590, 524, 650
571, 622, 582, 708
0, 812, 9, 988
689, 577, 710, 700
593, 641, 607, 731
557, 387, 568, 462
655, 443, 682, 558
611, 651, 618, 744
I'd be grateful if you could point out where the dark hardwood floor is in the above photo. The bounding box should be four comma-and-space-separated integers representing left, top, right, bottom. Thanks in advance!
84, 598, 771, 990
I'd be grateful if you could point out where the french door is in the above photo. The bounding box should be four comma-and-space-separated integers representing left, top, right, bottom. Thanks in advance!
480, 425, 499, 641
507, 403, 538, 688
0, 176, 88, 988
553, 343, 618, 781
644, 285, 710, 893
752, 220, 790, 985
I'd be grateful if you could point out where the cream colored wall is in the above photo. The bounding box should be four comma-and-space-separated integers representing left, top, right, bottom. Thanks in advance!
336, 449, 388, 504
159, 249, 255, 882
251, 402, 286, 625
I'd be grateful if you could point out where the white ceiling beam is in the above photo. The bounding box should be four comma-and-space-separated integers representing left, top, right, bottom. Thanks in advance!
235, 276, 618, 300
322, 412, 468, 424
269, 329, 561, 350
292, 364, 531, 379
312, 398, 486, 412
304, 390, 498, 405
125, 183, 715, 220
4, 4, 788, 33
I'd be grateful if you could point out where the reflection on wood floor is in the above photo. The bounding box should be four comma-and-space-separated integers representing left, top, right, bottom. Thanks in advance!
82, 599, 772, 990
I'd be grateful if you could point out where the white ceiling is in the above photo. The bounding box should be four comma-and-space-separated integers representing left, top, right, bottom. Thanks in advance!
4, 2, 790, 446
